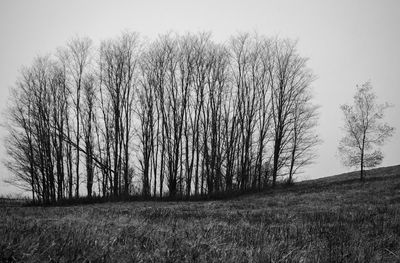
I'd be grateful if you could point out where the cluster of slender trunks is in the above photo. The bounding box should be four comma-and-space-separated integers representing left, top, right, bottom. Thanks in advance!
5, 32, 319, 204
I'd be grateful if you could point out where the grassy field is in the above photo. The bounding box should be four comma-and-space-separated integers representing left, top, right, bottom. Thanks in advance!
1, 165, 400, 262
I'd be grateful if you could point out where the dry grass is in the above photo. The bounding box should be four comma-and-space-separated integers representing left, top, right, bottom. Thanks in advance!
1, 165, 400, 262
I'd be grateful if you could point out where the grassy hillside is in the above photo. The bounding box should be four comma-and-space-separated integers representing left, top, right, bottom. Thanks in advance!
1, 165, 400, 262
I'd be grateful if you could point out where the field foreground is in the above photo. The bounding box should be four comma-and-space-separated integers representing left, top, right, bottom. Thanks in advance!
1, 165, 400, 262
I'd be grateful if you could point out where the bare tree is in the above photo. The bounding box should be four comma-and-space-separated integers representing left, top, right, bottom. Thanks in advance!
81, 74, 96, 197
137, 50, 156, 197
5, 57, 64, 203
66, 37, 92, 197
339, 82, 394, 180
99, 32, 139, 197
55, 48, 74, 199
287, 91, 320, 184
269, 39, 314, 186
4, 73, 38, 201
230, 34, 259, 191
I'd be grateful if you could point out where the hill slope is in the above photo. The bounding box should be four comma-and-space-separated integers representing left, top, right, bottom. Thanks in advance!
1, 165, 400, 262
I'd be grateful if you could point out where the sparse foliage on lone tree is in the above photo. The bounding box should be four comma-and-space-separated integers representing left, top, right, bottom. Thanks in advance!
339, 82, 394, 180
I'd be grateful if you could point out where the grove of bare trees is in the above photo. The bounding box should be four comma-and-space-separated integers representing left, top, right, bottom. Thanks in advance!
4, 32, 319, 203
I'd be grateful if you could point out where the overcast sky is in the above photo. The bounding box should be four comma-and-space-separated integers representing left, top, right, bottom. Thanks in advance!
0, 0, 399, 196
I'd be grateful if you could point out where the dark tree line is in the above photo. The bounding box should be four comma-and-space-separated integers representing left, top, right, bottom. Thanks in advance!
4, 32, 320, 203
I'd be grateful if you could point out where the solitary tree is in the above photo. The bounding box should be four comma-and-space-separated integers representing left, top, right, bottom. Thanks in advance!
339, 82, 394, 180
